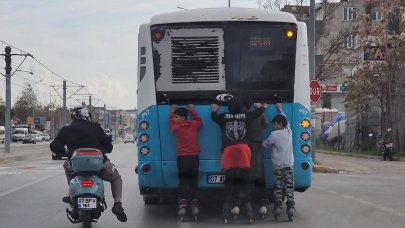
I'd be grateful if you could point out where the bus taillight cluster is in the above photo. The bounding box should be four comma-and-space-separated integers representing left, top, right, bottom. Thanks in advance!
300, 119, 311, 154
138, 121, 150, 156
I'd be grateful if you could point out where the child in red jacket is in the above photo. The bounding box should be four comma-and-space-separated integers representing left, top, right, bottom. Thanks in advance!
169, 104, 202, 219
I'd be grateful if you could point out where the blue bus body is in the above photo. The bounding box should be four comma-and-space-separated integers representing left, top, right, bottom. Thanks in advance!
136, 8, 312, 201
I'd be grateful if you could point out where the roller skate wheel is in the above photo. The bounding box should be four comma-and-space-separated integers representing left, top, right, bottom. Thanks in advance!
230, 206, 240, 215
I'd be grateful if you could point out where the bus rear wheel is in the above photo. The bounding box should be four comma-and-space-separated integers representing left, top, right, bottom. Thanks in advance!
143, 195, 161, 205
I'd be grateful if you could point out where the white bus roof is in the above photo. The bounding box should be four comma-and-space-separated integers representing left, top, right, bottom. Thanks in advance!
150, 8, 297, 25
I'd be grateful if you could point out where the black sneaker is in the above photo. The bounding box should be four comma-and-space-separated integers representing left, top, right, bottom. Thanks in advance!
62, 196, 72, 204
112, 202, 127, 222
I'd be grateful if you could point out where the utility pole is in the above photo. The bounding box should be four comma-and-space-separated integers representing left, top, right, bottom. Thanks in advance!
62, 80, 66, 127
309, 0, 316, 161
89, 96, 92, 107
1, 46, 32, 153
228, 0, 230, 8
4, 47, 11, 153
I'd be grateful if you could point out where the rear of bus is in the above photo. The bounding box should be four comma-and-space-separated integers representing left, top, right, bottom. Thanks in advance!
136, 8, 312, 202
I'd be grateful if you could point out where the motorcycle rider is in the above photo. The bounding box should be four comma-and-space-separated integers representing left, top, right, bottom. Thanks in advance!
50, 106, 127, 222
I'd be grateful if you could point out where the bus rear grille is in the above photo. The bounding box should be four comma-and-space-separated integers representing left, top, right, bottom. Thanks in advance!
171, 36, 219, 84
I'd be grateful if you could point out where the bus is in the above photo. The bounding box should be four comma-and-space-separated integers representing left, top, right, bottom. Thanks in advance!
136, 8, 312, 204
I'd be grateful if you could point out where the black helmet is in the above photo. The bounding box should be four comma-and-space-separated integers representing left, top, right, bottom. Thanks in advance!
71, 106, 92, 122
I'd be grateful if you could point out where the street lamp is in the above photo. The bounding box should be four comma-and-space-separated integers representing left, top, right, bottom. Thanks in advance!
32, 80, 43, 130
15, 70, 33, 75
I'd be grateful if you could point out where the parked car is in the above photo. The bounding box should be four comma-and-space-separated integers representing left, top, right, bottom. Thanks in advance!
123, 134, 135, 143
12, 128, 29, 142
22, 134, 37, 144
41, 133, 51, 141
34, 134, 42, 142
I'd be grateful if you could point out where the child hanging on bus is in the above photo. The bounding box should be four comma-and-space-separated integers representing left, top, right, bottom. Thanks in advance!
262, 103, 296, 221
211, 97, 268, 223
169, 104, 202, 220
242, 100, 270, 218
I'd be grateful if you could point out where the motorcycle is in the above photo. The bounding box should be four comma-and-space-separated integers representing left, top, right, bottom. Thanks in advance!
377, 129, 394, 161
65, 148, 107, 228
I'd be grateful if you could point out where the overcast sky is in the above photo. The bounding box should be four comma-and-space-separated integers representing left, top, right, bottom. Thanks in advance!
0, 0, 262, 110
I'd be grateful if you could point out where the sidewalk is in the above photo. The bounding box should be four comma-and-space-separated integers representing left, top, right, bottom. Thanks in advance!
0, 145, 50, 164
313, 150, 405, 173
0, 139, 124, 165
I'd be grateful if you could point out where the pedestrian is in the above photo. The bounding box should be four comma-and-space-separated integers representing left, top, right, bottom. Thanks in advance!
242, 100, 270, 217
169, 104, 202, 220
211, 97, 268, 223
262, 103, 296, 221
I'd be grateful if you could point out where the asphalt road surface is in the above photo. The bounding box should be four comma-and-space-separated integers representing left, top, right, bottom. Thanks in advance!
0, 144, 404, 228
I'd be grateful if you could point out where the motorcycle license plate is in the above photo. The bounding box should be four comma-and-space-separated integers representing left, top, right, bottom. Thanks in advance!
77, 198, 97, 209
386, 143, 393, 147
207, 174, 225, 184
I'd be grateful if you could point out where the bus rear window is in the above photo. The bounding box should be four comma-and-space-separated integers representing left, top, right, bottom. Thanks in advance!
224, 24, 297, 91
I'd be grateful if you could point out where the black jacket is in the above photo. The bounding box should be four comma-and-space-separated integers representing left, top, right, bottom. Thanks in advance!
211, 107, 265, 149
50, 120, 113, 159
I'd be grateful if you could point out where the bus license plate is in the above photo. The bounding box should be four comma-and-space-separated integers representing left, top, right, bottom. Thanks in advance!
207, 174, 225, 184
77, 198, 97, 209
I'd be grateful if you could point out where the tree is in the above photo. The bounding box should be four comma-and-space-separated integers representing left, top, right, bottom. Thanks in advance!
345, 0, 405, 151
257, 0, 309, 10
13, 85, 39, 124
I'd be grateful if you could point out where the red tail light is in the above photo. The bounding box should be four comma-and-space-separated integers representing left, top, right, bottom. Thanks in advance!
82, 179, 93, 187
76, 150, 102, 157
142, 164, 151, 173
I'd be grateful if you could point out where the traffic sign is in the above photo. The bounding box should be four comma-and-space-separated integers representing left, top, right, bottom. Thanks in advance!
310, 80, 321, 103
27, 117, 33, 124
34, 117, 41, 125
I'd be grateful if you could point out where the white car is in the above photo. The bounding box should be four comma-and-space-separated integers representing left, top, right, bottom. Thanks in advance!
123, 134, 135, 143
41, 133, 51, 141
35, 134, 42, 142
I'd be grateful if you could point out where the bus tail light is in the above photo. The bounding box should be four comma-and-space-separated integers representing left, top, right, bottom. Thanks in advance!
301, 162, 310, 170
153, 31, 164, 42
301, 132, 311, 141
139, 121, 149, 130
301, 144, 311, 154
142, 164, 151, 173
140, 146, 150, 155
139, 134, 149, 143
300, 119, 311, 129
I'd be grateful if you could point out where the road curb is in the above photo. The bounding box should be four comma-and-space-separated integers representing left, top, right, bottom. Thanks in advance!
317, 150, 405, 161
313, 164, 339, 173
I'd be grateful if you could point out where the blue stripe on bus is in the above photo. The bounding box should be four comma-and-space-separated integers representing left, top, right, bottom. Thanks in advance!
137, 103, 312, 190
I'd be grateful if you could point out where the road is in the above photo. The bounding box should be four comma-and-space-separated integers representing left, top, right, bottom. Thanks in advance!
0, 144, 404, 228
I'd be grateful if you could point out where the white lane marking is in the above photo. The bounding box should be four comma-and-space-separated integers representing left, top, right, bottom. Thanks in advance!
0, 171, 24, 175
314, 186, 405, 219
0, 174, 58, 198
45, 166, 59, 170
0, 167, 10, 170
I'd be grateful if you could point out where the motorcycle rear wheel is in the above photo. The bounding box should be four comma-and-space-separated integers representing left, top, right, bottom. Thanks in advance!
79, 210, 92, 228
